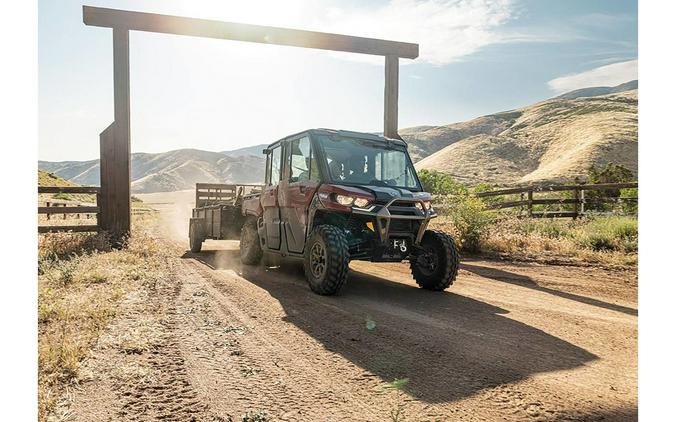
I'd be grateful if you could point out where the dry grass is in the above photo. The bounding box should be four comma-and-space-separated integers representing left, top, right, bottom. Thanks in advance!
37, 215, 168, 421
431, 214, 637, 267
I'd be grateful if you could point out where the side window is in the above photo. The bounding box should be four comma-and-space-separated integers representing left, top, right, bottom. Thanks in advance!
288, 137, 316, 182
269, 146, 282, 185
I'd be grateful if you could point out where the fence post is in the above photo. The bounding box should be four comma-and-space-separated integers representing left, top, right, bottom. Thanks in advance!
527, 189, 533, 217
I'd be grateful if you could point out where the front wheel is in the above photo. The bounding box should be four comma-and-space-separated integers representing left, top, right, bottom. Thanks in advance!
303, 225, 349, 295
410, 230, 459, 291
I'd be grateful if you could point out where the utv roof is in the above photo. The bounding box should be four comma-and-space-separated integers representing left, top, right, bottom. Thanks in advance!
266, 128, 408, 149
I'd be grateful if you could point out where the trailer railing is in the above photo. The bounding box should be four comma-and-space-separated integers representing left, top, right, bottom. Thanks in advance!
195, 183, 263, 208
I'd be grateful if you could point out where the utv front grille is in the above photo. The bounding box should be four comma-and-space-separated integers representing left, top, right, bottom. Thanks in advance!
390, 219, 412, 232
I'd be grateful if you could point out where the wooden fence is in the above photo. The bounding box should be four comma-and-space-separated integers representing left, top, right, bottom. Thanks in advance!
38, 186, 101, 233
475, 182, 638, 218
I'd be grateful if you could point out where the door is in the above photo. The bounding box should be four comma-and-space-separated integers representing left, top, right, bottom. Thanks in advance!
261, 144, 283, 250
278, 136, 320, 253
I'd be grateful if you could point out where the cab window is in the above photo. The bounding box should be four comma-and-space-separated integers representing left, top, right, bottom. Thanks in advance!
267, 145, 282, 185
288, 137, 318, 182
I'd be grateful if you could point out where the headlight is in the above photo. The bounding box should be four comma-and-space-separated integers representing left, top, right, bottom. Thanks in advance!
335, 194, 355, 206
415, 201, 433, 211
353, 197, 370, 208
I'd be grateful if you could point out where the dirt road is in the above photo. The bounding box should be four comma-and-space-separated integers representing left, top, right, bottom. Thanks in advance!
65, 196, 637, 421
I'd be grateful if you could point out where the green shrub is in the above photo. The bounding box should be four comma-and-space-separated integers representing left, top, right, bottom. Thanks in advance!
445, 195, 495, 252
418, 169, 468, 196
585, 163, 635, 212
619, 187, 638, 214
572, 216, 637, 252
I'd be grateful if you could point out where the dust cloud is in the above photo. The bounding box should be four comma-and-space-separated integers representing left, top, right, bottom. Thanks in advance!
135, 190, 244, 270
135, 190, 194, 246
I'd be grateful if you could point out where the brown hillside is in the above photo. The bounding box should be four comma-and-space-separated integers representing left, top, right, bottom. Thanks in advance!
414, 90, 637, 185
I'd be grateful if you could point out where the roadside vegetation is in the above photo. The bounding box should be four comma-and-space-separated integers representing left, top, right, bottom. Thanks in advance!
419, 164, 638, 266
37, 215, 168, 421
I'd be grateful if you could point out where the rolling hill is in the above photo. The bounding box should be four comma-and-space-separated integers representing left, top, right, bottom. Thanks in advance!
408, 81, 637, 185
39, 81, 637, 191
39, 149, 266, 193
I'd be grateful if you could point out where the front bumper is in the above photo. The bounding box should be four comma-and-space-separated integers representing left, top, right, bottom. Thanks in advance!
352, 198, 436, 245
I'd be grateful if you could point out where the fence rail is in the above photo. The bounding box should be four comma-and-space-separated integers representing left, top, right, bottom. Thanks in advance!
38, 186, 101, 233
474, 182, 637, 218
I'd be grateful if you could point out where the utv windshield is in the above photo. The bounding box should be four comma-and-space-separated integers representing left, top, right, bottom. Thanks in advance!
316, 135, 421, 191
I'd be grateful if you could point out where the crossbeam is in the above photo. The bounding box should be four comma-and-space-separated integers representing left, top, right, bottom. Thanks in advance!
83, 6, 419, 59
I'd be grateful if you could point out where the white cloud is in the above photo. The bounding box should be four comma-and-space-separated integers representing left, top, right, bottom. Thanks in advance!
314, 0, 515, 65
547, 59, 638, 93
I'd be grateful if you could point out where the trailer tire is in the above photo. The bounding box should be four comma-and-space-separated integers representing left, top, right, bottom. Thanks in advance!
304, 225, 349, 295
240, 218, 263, 265
410, 230, 459, 291
189, 218, 205, 253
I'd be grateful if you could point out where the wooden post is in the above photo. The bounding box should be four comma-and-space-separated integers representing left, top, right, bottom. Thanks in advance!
527, 189, 533, 217
99, 28, 131, 242
579, 189, 585, 216
384, 55, 400, 139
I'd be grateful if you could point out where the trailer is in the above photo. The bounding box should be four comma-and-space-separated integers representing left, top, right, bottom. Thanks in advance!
189, 183, 263, 252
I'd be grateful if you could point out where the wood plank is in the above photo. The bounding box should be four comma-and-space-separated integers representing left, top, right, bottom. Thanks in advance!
477, 186, 533, 197
530, 211, 578, 218
38, 225, 100, 233
477, 182, 637, 197
38, 186, 100, 194
486, 200, 529, 209
534, 182, 637, 192
83, 6, 419, 59
38, 206, 100, 214
384, 55, 400, 139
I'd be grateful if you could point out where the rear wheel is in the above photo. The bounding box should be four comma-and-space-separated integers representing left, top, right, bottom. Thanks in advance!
410, 230, 459, 291
240, 218, 263, 265
303, 225, 349, 295
189, 218, 204, 253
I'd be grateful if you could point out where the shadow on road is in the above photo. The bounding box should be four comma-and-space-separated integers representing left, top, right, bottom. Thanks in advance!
183, 249, 598, 404
461, 262, 637, 316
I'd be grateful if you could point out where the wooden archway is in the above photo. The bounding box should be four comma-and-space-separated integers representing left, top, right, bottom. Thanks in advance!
83, 6, 419, 239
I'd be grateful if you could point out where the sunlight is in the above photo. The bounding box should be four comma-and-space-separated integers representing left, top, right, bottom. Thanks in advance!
179, 0, 306, 27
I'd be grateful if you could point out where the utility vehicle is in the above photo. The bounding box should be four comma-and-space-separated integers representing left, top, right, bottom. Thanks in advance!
189, 129, 459, 295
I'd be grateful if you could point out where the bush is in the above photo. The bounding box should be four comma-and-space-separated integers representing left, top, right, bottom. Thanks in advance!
571, 216, 637, 252
418, 169, 468, 196
620, 187, 638, 214
445, 195, 495, 252
585, 163, 636, 212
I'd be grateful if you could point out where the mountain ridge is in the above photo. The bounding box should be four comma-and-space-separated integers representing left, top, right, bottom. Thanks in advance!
39, 80, 637, 191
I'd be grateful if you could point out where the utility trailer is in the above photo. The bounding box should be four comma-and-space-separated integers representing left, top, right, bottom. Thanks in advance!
189, 183, 263, 252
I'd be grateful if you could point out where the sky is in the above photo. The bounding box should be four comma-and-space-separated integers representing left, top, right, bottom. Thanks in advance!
38, 0, 638, 161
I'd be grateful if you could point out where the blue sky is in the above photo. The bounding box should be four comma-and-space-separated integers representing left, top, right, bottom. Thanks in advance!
39, 0, 637, 161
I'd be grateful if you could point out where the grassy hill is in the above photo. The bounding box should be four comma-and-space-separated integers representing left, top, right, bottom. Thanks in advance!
38, 170, 80, 188
411, 83, 637, 185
